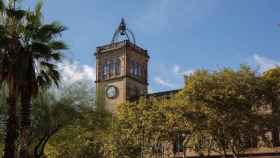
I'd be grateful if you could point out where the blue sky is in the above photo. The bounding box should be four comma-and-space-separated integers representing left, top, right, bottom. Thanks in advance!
23, 0, 280, 92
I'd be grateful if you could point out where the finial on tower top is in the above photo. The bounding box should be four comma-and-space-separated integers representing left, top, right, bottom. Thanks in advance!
112, 18, 136, 44
118, 18, 126, 35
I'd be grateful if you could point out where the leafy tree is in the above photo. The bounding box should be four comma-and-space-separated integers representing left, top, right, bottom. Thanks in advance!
183, 66, 262, 158
115, 100, 146, 158
41, 81, 112, 158
29, 92, 80, 158
115, 94, 209, 158
116, 97, 181, 158
261, 67, 280, 146
0, 80, 107, 157
111, 66, 280, 158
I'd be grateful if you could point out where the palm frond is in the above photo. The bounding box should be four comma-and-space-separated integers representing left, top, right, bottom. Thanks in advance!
49, 41, 68, 50
40, 61, 60, 83
25, 12, 39, 28
0, 0, 4, 12
48, 21, 67, 34
35, 0, 43, 18
35, 60, 61, 88
30, 41, 66, 61
47, 68, 60, 87
25, 0, 43, 28
40, 61, 57, 70
50, 52, 62, 61
0, 0, 67, 96
30, 41, 51, 58
6, 8, 27, 20
36, 70, 59, 89
37, 70, 51, 87
35, 22, 66, 41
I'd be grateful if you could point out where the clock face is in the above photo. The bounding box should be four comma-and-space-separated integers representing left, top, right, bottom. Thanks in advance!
106, 86, 118, 99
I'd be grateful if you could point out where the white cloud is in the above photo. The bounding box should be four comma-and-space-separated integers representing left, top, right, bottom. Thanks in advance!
153, 64, 194, 90
154, 77, 175, 88
148, 88, 155, 94
253, 54, 280, 72
173, 64, 194, 76
58, 60, 96, 85
173, 64, 180, 74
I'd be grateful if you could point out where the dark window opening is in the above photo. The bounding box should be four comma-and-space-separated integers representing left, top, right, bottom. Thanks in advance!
173, 133, 184, 153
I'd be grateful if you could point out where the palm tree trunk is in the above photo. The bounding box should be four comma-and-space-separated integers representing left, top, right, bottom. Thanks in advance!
19, 91, 31, 158
3, 96, 17, 158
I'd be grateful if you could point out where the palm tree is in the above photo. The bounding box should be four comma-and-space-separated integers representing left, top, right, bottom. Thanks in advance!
18, 2, 67, 157
0, 1, 67, 157
0, 0, 28, 157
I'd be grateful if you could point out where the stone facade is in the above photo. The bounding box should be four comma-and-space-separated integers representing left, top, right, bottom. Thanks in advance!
95, 40, 149, 112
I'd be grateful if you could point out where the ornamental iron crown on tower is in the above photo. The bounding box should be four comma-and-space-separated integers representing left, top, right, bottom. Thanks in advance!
111, 18, 136, 44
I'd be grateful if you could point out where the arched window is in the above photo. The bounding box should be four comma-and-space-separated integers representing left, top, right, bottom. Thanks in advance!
134, 63, 137, 76
137, 64, 141, 77
129, 60, 134, 75
129, 60, 142, 77
102, 64, 106, 80
102, 60, 110, 80
115, 59, 121, 76
109, 60, 114, 77
133, 62, 137, 76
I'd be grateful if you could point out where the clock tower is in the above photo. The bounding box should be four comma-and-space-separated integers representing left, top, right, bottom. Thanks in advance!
95, 19, 149, 112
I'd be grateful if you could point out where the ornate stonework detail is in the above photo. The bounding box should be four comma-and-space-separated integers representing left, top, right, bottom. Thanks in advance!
111, 18, 136, 44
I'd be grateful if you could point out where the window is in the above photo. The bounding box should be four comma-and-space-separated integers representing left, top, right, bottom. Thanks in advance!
102, 60, 110, 80
115, 59, 121, 76
105, 61, 110, 78
143, 65, 147, 79
102, 58, 121, 79
102, 64, 106, 80
243, 134, 257, 148
173, 133, 184, 153
129, 60, 134, 75
109, 60, 114, 77
137, 64, 141, 77
133, 62, 137, 76
129, 60, 144, 78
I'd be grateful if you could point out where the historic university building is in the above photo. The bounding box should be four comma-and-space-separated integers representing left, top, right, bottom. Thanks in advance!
95, 19, 280, 158
95, 18, 150, 112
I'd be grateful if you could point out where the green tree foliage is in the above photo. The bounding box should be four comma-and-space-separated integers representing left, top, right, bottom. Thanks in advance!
261, 67, 280, 146
40, 81, 112, 158
29, 92, 80, 158
0, 79, 113, 158
183, 66, 263, 158
114, 66, 280, 158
